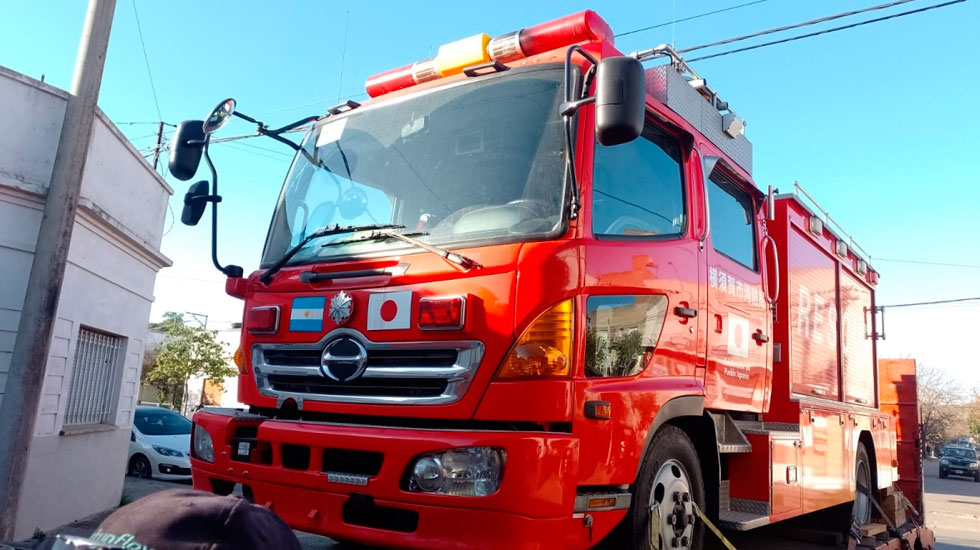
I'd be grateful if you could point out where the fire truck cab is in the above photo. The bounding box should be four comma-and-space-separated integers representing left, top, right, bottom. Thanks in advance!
169, 10, 895, 550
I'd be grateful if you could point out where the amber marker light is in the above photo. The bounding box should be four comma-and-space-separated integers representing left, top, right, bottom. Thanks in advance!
233, 346, 246, 375
496, 300, 572, 379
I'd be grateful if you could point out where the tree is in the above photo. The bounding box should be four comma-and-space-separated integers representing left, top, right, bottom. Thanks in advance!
968, 389, 980, 441
917, 364, 964, 451
146, 312, 236, 412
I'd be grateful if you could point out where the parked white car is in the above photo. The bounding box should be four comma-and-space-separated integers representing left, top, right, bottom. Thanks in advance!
127, 405, 192, 481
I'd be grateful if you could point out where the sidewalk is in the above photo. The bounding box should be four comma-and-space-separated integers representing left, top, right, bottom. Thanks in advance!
1, 477, 338, 550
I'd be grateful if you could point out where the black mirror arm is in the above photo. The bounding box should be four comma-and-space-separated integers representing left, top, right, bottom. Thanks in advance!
560, 45, 598, 221
202, 137, 243, 278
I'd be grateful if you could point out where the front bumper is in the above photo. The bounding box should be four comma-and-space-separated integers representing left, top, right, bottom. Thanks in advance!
191, 409, 605, 550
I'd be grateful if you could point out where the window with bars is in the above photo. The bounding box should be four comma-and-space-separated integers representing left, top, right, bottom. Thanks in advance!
64, 327, 124, 427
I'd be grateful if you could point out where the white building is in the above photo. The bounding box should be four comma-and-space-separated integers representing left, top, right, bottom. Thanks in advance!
0, 65, 171, 538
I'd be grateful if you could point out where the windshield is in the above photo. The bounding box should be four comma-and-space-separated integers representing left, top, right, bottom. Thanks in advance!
262, 67, 567, 266
135, 409, 191, 436
944, 447, 977, 460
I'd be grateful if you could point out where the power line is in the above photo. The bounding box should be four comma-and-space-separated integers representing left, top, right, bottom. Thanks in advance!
678, 0, 919, 54
116, 121, 176, 127
880, 296, 980, 308
131, 0, 162, 120
336, 11, 350, 104
686, 0, 969, 62
616, 0, 775, 38
874, 257, 980, 269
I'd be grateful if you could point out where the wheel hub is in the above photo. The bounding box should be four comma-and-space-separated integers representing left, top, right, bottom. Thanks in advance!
649, 459, 696, 549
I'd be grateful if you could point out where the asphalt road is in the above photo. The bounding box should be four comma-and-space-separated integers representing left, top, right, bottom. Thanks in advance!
922, 457, 980, 549
48, 462, 977, 550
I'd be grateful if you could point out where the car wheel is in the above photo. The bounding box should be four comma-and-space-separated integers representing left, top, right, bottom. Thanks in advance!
621, 425, 706, 550
939, 469, 947, 479
851, 444, 873, 527
128, 454, 152, 479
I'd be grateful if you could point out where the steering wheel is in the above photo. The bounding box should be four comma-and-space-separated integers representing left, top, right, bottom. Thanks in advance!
601, 215, 658, 236
506, 199, 548, 215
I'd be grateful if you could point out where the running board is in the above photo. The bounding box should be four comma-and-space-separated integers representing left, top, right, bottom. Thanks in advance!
718, 498, 770, 531
709, 412, 752, 454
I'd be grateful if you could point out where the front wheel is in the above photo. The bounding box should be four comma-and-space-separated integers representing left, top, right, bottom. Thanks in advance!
939, 469, 947, 479
627, 425, 706, 550
128, 454, 152, 479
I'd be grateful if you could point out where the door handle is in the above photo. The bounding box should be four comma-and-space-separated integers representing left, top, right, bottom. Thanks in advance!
752, 331, 770, 343
674, 306, 698, 318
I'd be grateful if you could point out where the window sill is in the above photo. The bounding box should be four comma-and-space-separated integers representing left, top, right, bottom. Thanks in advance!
60, 423, 118, 437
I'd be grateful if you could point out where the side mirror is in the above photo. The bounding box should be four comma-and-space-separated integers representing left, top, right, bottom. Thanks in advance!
595, 56, 646, 146
181, 180, 211, 226
168, 120, 205, 181
203, 98, 236, 135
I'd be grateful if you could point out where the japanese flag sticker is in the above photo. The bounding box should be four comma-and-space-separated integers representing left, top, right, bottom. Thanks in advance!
727, 313, 750, 358
368, 291, 412, 330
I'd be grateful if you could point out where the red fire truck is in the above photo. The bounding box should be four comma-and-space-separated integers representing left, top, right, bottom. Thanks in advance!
166, 10, 933, 550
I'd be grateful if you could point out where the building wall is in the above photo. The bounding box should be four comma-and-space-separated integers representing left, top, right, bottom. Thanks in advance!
0, 65, 172, 538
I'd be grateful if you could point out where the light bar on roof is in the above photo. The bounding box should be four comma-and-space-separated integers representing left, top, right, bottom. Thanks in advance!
364, 10, 614, 98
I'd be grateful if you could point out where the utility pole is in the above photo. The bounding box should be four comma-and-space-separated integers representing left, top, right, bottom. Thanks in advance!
0, 0, 116, 539
151, 120, 164, 170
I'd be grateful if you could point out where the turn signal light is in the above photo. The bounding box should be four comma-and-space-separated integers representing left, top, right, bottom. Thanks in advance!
245, 305, 279, 334
419, 296, 465, 330
496, 300, 573, 379
233, 346, 246, 375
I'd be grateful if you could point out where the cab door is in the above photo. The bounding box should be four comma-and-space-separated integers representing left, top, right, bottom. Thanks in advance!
575, 116, 704, 486
702, 162, 770, 412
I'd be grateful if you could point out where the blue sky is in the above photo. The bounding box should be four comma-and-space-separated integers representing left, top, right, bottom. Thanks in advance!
3, 0, 978, 387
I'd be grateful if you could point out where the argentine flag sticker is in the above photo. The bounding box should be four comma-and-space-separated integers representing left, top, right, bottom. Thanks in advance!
290, 296, 325, 332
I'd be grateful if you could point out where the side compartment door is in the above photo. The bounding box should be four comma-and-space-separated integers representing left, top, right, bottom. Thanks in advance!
703, 166, 770, 412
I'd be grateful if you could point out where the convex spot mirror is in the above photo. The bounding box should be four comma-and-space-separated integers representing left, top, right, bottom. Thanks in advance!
181, 180, 210, 226
168, 120, 205, 181
595, 56, 646, 146
204, 98, 236, 135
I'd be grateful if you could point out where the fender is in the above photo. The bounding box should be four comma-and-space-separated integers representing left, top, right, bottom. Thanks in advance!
635, 395, 706, 477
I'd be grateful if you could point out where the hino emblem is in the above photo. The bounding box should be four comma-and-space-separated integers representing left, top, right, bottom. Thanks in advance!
320, 336, 369, 383
329, 291, 353, 325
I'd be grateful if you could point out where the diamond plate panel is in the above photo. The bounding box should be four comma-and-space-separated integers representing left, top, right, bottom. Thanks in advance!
645, 66, 753, 175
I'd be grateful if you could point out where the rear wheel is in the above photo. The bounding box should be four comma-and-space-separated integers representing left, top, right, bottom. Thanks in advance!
851, 444, 873, 526
626, 425, 705, 550
128, 454, 152, 479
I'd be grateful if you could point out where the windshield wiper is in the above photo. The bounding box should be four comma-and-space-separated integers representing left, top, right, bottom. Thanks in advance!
260, 223, 404, 284
322, 229, 482, 271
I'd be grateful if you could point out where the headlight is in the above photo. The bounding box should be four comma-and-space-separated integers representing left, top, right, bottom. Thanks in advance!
152, 445, 184, 458
407, 447, 505, 496
970, 462, 979, 469
192, 424, 214, 463
940, 459, 949, 465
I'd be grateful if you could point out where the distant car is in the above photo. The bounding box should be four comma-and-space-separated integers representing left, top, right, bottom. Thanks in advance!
127, 406, 192, 481
939, 445, 980, 482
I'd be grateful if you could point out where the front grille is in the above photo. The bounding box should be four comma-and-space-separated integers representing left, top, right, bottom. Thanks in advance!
268, 375, 448, 398
262, 348, 459, 369
252, 329, 483, 405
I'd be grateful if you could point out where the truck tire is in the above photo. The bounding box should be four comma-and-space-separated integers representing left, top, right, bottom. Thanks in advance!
625, 425, 706, 550
851, 444, 873, 526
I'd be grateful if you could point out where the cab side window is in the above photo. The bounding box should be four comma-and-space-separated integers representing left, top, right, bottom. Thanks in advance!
592, 125, 685, 238
707, 171, 757, 270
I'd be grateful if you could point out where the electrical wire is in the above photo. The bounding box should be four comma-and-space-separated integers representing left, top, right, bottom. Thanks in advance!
616, 0, 775, 38
880, 296, 980, 308
677, 0, 920, 54
116, 121, 176, 127
686, 0, 969, 62
131, 0, 163, 120
874, 258, 980, 269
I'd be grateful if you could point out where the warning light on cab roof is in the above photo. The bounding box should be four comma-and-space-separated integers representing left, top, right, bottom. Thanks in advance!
364, 10, 614, 98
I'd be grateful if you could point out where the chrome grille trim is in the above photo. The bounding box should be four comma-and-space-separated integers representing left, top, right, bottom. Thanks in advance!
252, 328, 484, 405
